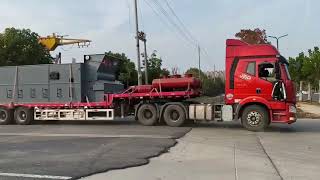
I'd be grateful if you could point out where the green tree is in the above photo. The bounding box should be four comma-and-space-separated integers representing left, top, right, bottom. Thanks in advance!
288, 52, 306, 84
235, 28, 269, 44
105, 51, 137, 87
302, 47, 320, 88
185, 67, 207, 79
202, 76, 225, 97
145, 52, 170, 82
185, 67, 225, 97
289, 47, 320, 91
0, 27, 52, 66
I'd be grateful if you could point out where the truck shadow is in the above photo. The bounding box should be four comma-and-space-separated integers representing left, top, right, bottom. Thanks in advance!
31, 119, 320, 133
266, 120, 320, 133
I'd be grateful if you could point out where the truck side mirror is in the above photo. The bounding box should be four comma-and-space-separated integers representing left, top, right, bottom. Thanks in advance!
275, 62, 281, 80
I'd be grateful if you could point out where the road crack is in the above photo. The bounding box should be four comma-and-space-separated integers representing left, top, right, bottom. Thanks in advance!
256, 135, 283, 180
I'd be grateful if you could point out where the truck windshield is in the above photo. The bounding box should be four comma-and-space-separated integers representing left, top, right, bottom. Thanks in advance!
284, 64, 291, 80
278, 56, 291, 80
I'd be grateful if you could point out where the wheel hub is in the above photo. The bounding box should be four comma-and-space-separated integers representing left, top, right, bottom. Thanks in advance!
170, 110, 180, 121
143, 109, 152, 119
19, 112, 27, 120
247, 111, 262, 126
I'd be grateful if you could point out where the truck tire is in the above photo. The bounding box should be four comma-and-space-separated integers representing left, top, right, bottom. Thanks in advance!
163, 105, 186, 127
14, 107, 33, 125
0, 107, 13, 125
241, 105, 269, 131
137, 104, 158, 126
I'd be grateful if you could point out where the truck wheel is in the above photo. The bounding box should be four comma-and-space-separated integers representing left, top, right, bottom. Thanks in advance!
14, 107, 33, 125
163, 105, 186, 127
241, 105, 269, 131
137, 104, 158, 126
0, 107, 13, 125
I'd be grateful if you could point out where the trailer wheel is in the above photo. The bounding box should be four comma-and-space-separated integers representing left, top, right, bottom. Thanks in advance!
0, 107, 13, 125
163, 105, 186, 127
14, 107, 33, 125
137, 104, 158, 126
241, 105, 269, 131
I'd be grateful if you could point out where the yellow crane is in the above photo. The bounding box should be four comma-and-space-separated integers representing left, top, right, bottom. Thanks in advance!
38, 33, 91, 64
38, 33, 91, 51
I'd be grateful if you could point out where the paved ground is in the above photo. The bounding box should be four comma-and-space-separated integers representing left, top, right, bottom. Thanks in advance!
1, 118, 320, 180
85, 119, 320, 180
298, 103, 320, 117
0, 120, 191, 180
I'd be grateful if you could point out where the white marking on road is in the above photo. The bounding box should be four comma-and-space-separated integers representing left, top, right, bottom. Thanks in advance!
0, 172, 71, 179
0, 133, 173, 139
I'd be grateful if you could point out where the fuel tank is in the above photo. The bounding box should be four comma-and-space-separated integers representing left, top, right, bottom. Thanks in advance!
152, 74, 201, 90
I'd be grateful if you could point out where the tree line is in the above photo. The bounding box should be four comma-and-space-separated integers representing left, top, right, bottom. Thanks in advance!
0, 28, 52, 66
288, 48, 320, 92
185, 68, 225, 97
105, 51, 169, 87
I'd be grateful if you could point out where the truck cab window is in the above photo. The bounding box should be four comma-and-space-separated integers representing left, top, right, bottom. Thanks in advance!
246, 62, 256, 76
258, 63, 276, 82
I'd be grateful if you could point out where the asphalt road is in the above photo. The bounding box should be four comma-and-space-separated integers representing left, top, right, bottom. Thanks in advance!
1, 119, 320, 180
0, 120, 191, 180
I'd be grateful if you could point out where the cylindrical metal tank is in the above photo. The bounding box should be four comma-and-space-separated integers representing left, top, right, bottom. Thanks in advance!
131, 85, 153, 93
152, 74, 201, 90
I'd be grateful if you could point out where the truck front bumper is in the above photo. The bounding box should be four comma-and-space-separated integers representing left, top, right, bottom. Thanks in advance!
271, 104, 297, 124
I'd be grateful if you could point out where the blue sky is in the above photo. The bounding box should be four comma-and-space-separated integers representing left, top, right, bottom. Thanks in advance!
0, 0, 319, 72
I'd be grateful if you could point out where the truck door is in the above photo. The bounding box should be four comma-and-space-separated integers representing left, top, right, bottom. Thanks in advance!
255, 60, 277, 100
234, 60, 257, 100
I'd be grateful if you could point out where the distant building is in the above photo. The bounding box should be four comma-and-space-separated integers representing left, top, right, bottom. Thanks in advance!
206, 70, 225, 80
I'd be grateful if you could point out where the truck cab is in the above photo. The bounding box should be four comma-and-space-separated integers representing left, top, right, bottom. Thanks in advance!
225, 39, 296, 131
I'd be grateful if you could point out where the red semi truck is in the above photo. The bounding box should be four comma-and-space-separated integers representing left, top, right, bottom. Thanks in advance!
0, 39, 296, 131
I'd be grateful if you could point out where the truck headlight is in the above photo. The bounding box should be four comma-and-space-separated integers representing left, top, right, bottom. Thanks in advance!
289, 105, 297, 113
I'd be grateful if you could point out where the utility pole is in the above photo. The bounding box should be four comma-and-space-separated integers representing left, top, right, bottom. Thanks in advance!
268, 34, 288, 50
134, 0, 142, 85
198, 45, 201, 80
143, 35, 149, 84
138, 31, 149, 84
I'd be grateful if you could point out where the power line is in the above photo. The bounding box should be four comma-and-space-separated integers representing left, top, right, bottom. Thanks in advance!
138, 0, 145, 30
150, 0, 196, 47
144, 0, 215, 70
163, 0, 198, 45
126, 0, 133, 33
142, 0, 195, 50
149, 0, 211, 56
162, 0, 213, 66
161, 0, 213, 62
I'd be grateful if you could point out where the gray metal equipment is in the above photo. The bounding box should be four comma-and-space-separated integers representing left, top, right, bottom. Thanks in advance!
0, 54, 123, 104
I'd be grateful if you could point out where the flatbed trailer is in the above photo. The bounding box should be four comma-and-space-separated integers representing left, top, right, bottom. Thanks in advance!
0, 39, 297, 131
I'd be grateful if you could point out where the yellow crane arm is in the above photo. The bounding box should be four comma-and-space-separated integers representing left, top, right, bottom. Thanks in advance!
38, 34, 91, 51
